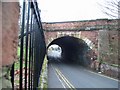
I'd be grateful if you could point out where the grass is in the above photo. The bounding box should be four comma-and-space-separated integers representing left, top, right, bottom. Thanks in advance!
14, 46, 29, 87
14, 46, 26, 72
111, 64, 120, 68
102, 61, 119, 68
14, 46, 48, 88
38, 56, 48, 89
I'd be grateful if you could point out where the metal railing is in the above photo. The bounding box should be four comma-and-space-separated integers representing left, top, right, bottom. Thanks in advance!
11, 0, 46, 89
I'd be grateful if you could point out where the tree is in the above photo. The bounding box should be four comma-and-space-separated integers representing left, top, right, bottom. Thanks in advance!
99, 0, 120, 19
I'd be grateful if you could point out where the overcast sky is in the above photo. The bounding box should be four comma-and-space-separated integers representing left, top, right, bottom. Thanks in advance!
37, 0, 116, 22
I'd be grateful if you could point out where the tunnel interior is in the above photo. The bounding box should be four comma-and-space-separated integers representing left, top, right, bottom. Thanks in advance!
47, 36, 91, 66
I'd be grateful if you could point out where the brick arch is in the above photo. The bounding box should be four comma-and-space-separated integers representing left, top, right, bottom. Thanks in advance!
45, 31, 98, 51
82, 37, 95, 49
44, 31, 81, 46
47, 34, 97, 54
45, 31, 98, 65
47, 35, 95, 49
46, 35, 98, 67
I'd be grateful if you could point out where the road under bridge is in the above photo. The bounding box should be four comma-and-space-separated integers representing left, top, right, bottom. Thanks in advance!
47, 36, 91, 66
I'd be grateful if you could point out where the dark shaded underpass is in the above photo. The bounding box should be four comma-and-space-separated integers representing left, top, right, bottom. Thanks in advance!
47, 36, 91, 66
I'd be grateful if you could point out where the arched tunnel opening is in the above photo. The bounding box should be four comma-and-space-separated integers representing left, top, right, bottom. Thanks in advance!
47, 36, 92, 66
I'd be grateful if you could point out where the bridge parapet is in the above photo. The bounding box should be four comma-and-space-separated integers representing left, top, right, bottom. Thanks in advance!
42, 19, 118, 31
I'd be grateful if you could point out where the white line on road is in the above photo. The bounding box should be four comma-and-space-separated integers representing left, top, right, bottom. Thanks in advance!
87, 70, 120, 82
51, 64, 76, 90
55, 68, 71, 88
50, 64, 67, 89
55, 68, 76, 90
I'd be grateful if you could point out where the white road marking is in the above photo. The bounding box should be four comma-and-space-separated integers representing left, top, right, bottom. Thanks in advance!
55, 68, 76, 90
51, 64, 67, 89
87, 70, 120, 82
51, 64, 76, 90
55, 68, 72, 88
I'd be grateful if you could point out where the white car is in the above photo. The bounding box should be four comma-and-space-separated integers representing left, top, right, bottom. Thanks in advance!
47, 44, 62, 62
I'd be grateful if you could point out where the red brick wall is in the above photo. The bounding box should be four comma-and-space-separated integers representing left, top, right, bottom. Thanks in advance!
109, 30, 118, 64
44, 31, 57, 45
81, 31, 98, 49
1, 2, 19, 67
43, 19, 118, 64
42, 19, 117, 31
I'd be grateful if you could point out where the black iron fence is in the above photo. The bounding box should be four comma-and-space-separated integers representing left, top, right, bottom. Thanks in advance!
11, 0, 46, 89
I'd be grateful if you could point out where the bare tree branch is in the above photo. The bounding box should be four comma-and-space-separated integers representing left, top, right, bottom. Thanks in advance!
99, 0, 120, 19
103, 11, 118, 18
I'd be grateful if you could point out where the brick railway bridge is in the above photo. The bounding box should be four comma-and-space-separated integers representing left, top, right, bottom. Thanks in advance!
43, 19, 118, 67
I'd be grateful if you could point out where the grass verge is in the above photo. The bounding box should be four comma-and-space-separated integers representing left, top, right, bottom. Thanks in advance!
38, 56, 48, 89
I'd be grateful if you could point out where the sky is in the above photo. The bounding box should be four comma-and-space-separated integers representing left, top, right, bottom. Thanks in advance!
37, 0, 117, 22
